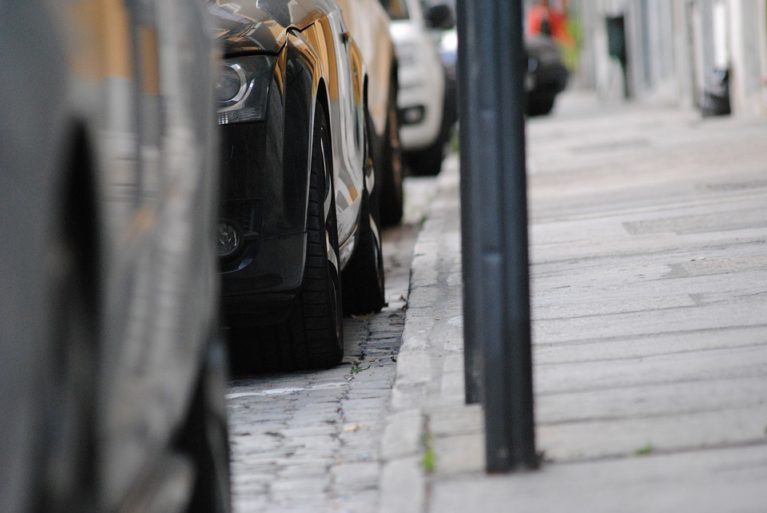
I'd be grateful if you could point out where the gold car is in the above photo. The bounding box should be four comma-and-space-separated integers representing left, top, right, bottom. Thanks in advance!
211, 0, 397, 370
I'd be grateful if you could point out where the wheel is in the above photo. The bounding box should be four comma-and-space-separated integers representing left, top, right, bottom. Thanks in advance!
178, 338, 231, 513
527, 94, 556, 116
283, 101, 344, 368
342, 109, 386, 316
227, 102, 343, 371
406, 136, 446, 176
278, 102, 344, 369
379, 80, 404, 227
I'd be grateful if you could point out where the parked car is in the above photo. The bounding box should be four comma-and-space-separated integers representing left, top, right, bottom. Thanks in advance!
426, 9, 570, 121
437, 24, 459, 144
0, 2, 229, 513
380, 0, 455, 176
211, 0, 387, 370
525, 34, 569, 116
422, 0, 458, 144
337, 0, 404, 226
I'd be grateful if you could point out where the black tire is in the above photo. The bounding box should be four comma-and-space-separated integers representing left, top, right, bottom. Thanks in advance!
278, 102, 344, 369
527, 94, 556, 116
379, 81, 404, 227
406, 136, 445, 176
228, 102, 343, 372
178, 338, 231, 513
342, 191, 386, 316
342, 109, 386, 316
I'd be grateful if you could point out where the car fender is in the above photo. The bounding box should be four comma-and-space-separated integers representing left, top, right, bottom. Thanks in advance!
291, 17, 366, 269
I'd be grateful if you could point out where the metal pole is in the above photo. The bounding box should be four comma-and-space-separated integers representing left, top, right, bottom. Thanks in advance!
457, 0, 537, 472
457, 0, 482, 407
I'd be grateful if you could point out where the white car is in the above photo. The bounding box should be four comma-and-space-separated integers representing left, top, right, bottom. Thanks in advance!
382, 0, 455, 175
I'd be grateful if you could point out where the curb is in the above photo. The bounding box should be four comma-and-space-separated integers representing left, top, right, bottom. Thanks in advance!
378, 158, 460, 513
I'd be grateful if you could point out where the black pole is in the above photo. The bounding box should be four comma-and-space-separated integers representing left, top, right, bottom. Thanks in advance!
457, 0, 482, 407
457, 0, 537, 472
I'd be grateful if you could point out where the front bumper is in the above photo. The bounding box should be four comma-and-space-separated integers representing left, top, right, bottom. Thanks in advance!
528, 62, 569, 96
397, 68, 445, 151
218, 120, 308, 324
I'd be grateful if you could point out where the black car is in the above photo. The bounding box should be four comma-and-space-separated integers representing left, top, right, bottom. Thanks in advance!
435, 24, 569, 125
210, 0, 386, 370
525, 34, 569, 116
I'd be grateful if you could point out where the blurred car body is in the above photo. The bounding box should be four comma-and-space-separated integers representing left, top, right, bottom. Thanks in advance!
437, 25, 458, 143
211, 0, 386, 370
381, 0, 454, 176
525, 34, 569, 116
426, 10, 570, 122
0, 2, 229, 512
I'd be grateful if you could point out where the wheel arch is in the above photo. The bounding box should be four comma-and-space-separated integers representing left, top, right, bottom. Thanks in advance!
35, 117, 103, 512
58, 119, 102, 314
315, 77, 332, 151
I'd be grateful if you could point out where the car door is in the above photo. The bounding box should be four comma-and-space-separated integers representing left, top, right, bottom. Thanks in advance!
336, 0, 394, 139
311, 4, 366, 256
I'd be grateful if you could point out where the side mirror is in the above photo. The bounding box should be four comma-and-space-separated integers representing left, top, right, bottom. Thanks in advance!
425, 4, 455, 31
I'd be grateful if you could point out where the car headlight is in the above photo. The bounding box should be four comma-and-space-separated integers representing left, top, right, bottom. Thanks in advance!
217, 221, 241, 258
217, 56, 276, 125
218, 64, 248, 104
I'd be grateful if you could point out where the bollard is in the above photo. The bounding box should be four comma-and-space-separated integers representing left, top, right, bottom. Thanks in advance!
457, 0, 538, 472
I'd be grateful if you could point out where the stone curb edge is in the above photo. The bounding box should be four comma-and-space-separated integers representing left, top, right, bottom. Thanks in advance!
377, 160, 460, 513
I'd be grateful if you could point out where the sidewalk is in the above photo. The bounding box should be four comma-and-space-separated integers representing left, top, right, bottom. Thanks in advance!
379, 93, 767, 513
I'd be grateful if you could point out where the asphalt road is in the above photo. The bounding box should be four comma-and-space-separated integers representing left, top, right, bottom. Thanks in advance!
226, 176, 437, 513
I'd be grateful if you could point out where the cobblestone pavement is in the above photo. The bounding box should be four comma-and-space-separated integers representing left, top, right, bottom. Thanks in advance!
226, 178, 436, 513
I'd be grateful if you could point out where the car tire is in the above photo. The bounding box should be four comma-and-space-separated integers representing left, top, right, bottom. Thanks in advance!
342, 189, 386, 316
406, 136, 445, 176
178, 337, 231, 513
228, 102, 343, 371
342, 112, 386, 317
379, 82, 404, 227
279, 102, 344, 369
527, 94, 556, 116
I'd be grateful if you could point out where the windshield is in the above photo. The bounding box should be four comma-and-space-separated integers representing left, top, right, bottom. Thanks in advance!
380, 0, 410, 20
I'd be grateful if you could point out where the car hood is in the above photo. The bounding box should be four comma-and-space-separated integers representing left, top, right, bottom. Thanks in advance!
389, 19, 420, 45
208, 0, 334, 55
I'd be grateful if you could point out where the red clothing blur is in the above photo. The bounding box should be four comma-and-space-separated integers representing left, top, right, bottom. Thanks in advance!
527, 5, 572, 44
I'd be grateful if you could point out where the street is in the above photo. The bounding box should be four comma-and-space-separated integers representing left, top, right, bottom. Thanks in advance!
9, 2, 767, 512
226, 178, 436, 513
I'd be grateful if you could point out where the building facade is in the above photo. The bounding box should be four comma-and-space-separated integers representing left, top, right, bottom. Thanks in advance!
573, 0, 767, 116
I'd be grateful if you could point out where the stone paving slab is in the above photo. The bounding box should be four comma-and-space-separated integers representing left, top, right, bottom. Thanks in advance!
379, 93, 767, 512
430, 444, 767, 513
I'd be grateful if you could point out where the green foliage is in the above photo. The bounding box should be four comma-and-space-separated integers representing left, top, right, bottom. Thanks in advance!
634, 444, 653, 456
563, 17, 583, 71
422, 430, 436, 473
422, 444, 437, 473
450, 129, 460, 154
